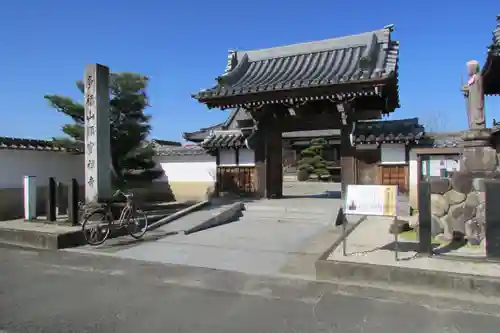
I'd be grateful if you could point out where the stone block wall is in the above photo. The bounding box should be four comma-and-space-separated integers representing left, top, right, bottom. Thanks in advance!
426, 143, 498, 245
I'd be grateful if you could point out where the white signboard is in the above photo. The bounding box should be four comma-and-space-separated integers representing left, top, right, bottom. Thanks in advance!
344, 185, 398, 217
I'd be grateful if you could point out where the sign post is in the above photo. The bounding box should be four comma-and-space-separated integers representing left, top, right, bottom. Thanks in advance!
84, 64, 112, 203
343, 184, 399, 260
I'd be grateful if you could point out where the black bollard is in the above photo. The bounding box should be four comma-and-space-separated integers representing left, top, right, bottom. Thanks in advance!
47, 177, 57, 222
68, 178, 79, 226
485, 181, 500, 259
417, 181, 433, 255
57, 181, 68, 216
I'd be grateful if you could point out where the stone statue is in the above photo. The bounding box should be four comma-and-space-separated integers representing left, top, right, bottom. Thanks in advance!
462, 60, 486, 129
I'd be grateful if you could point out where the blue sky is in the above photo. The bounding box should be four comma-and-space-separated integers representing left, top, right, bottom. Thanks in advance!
1, 0, 499, 142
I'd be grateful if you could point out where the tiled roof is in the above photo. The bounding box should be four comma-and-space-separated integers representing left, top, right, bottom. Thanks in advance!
354, 118, 425, 145
425, 132, 463, 148
483, 15, 500, 95
151, 139, 182, 147
183, 108, 253, 143
0, 137, 83, 153
201, 129, 255, 149
193, 25, 400, 110
155, 145, 209, 156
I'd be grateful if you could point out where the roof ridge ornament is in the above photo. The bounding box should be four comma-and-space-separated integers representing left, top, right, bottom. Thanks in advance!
224, 50, 238, 74
384, 24, 395, 32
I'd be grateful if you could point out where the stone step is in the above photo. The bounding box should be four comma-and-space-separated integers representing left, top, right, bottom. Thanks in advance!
158, 202, 244, 235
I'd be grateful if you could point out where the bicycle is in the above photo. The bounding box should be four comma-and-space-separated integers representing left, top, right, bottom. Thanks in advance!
81, 190, 148, 246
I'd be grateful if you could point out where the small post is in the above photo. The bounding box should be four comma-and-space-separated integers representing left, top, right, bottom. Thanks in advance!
342, 219, 348, 256
394, 216, 399, 261
47, 177, 57, 222
418, 181, 433, 255
68, 178, 80, 226
485, 181, 500, 259
23, 176, 37, 221
57, 181, 68, 216
335, 208, 348, 256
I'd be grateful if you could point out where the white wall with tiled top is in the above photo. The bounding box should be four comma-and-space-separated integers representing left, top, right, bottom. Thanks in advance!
0, 150, 84, 188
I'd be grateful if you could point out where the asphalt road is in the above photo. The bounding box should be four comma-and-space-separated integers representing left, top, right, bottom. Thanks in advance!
1, 245, 500, 333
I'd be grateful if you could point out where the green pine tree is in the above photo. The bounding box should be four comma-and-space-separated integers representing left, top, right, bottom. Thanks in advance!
44, 72, 162, 187
297, 138, 332, 181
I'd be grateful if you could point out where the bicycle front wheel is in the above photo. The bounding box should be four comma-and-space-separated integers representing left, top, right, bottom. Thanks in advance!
81, 210, 112, 246
125, 209, 148, 239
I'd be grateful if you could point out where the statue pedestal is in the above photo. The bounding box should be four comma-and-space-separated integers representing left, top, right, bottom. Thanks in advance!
459, 129, 497, 173
460, 128, 491, 148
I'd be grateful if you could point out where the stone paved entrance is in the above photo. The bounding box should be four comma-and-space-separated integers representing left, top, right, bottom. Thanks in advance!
66, 182, 363, 277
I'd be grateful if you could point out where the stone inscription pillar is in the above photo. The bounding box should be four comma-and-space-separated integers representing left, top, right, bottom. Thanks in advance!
84, 64, 112, 203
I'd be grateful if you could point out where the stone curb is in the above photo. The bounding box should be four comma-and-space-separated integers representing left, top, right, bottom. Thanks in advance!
146, 200, 210, 231
318, 213, 368, 261
0, 227, 83, 250
184, 201, 245, 235
0, 201, 209, 250
314, 211, 500, 297
315, 258, 500, 298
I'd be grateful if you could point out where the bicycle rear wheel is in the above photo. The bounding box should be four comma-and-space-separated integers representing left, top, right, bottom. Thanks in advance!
81, 210, 112, 245
125, 209, 148, 239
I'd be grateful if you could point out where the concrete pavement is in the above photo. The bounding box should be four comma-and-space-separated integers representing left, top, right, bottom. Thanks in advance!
2, 245, 500, 332
65, 182, 359, 277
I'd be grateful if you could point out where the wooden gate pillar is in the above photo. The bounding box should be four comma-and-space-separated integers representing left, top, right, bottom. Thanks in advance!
266, 126, 283, 198
340, 121, 356, 198
254, 116, 283, 199
254, 130, 267, 198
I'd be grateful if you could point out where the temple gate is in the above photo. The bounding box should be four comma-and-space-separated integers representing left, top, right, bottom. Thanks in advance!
192, 24, 401, 198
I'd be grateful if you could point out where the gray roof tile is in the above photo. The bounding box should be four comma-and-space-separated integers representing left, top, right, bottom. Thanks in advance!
183, 108, 253, 143
155, 145, 209, 156
151, 139, 182, 147
201, 129, 255, 149
0, 136, 83, 153
354, 118, 425, 145
193, 26, 399, 109
425, 132, 463, 148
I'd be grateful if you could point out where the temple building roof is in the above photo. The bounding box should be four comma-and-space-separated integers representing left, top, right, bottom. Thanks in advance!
353, 118, 425, 145
184, 109, 342, 144
200, 128, 256, 149
183, 108, 253, 143
482, 15, 500, 95
155, 145, 209, 157
151, 139, 182, 148
192, 25, 400, 111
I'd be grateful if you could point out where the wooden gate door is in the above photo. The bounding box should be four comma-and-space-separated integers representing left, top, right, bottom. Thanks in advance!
380, 165, 408, 193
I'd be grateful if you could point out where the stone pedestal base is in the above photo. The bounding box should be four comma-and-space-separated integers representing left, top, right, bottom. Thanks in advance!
460, 128, 491, 147
424, 129, 497, 247
460, 129, 497, 173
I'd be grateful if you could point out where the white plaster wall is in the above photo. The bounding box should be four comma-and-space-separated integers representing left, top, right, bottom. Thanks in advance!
380, 143, 406, 164
409, 150, 419, 210
239, 148, 255, 166
154, 155, 216, 182
219, 149, 236, 166
408, 152, 461, 211
0, 150, 84, 188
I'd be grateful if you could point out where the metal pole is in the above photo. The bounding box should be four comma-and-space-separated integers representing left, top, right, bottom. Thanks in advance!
342, 218, 347, 256
394, 216, 399, 261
